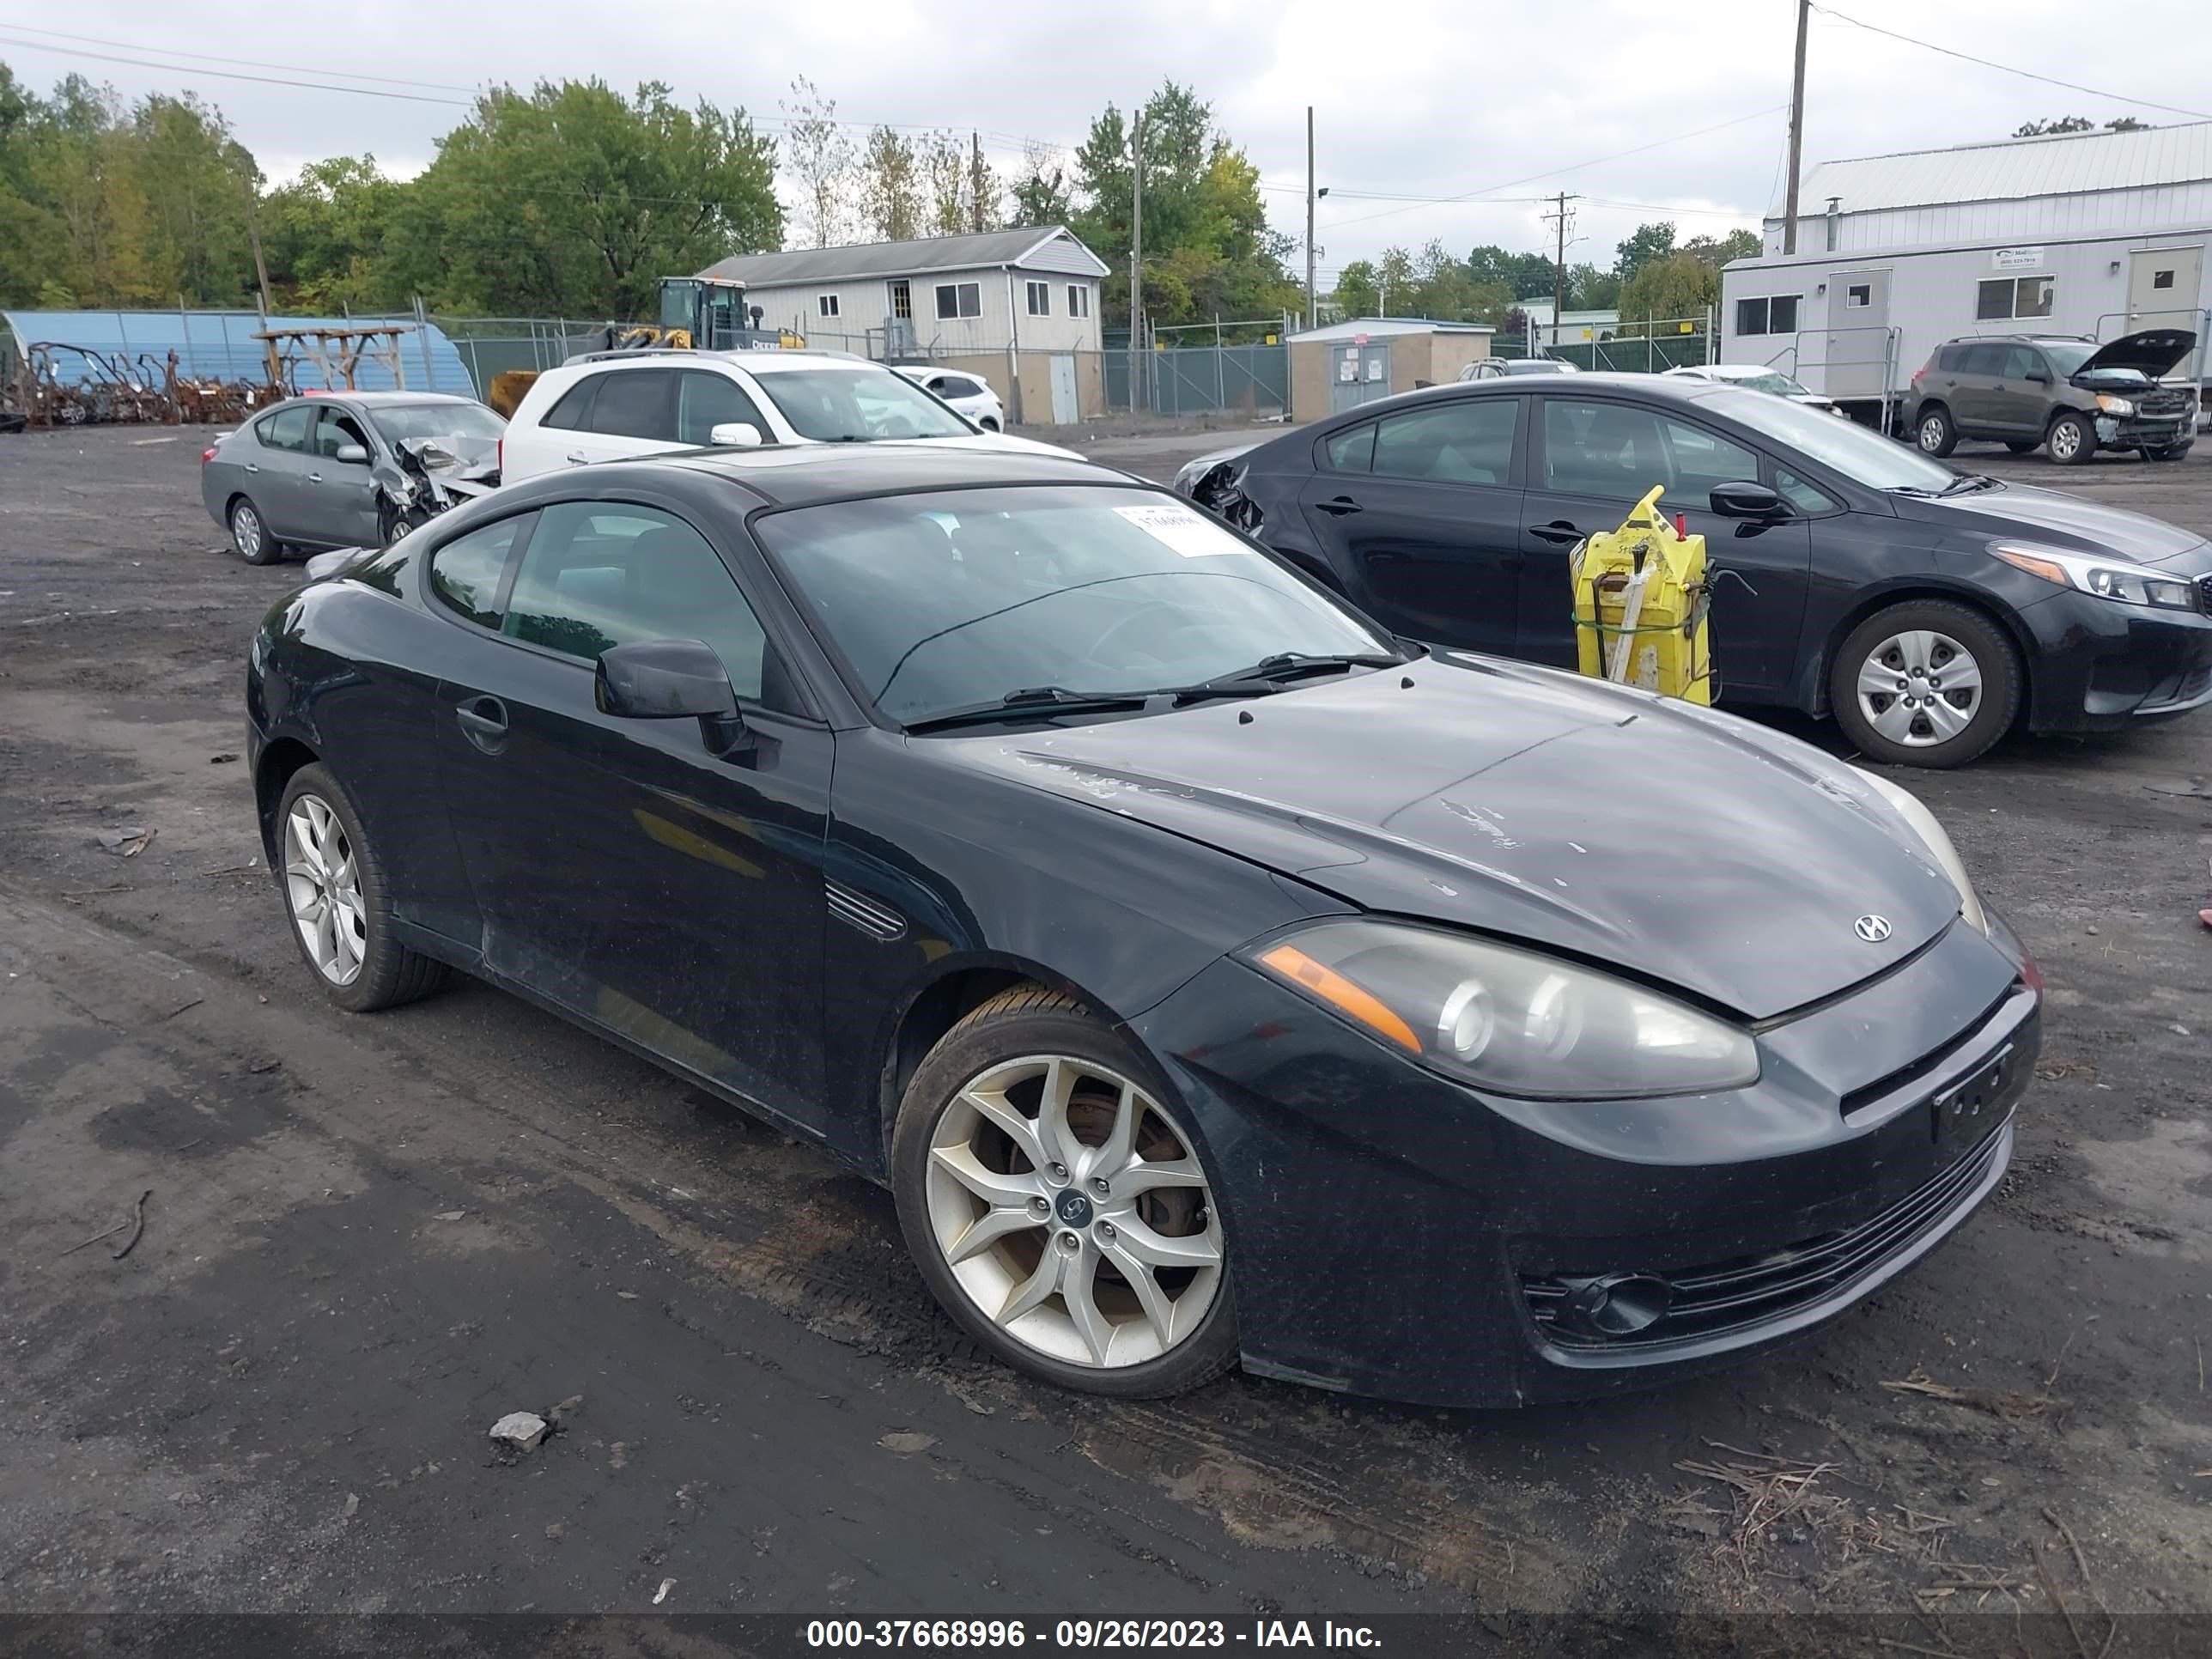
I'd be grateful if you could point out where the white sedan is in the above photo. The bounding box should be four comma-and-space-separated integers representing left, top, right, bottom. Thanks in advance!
892, 365, 1008, 431
1662, 363, 1846, 415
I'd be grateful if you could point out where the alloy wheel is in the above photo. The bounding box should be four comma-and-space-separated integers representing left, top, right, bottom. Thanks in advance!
1918, 416, 1946, 453
1855, 629, 1983, 750
923, 1054, 1224, 1369
2050, 421, 2083, 462
233, 502, 264, 560
283, 794, 367, 985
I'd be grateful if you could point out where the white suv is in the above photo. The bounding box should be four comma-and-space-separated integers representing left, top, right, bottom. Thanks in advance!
501, 350, 1069, 482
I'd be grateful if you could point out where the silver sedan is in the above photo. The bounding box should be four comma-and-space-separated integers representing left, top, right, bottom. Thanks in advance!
200, 392, 504, 564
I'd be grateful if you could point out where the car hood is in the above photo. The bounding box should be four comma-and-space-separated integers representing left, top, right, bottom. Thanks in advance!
921, 430, 1079, 459
1905, 481, 2211, 566
2072, 328, 2197, 378
1173, 441, 1264, 489
949, 659, 1967, 1020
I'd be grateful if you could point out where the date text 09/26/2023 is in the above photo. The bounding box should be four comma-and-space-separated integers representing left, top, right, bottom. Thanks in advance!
805, 1620, 1382, 1650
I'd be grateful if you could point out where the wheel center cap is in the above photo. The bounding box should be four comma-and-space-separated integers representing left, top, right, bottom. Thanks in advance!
1054, 1190, 1093, 1226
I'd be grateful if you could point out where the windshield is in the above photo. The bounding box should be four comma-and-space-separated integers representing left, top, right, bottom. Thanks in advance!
1724, 369, 1810, 397
1694, 387, 1956, 490
754, 368, 975, 441
369, 403, 507, 445
753, 485, 1395, 725
2041, 341, 2148, 382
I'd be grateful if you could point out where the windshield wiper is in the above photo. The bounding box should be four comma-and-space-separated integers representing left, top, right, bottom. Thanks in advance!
902, 685, 1155, 733
1941, 473, 2002, 495
1168, 651, 1404, 705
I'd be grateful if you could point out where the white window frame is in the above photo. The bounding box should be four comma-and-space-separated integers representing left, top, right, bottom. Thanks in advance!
817, 293, 841, 319
935, 281, 982, 320
1975, 274, 2054, 322
1066, 284, 1090, 319
1025, 280, 1050, 317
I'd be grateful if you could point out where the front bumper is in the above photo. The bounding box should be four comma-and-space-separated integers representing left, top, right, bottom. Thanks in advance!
2094, 413, 2191, 448
2018, 581, 2212, 730
1130, 915, 2037, 1408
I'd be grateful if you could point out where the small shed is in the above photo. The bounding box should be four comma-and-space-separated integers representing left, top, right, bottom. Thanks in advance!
1289, 318, 1494, 416
1, 308, 480, 398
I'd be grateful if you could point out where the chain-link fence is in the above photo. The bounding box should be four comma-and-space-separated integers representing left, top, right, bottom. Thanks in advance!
1492, 313, 1717, 374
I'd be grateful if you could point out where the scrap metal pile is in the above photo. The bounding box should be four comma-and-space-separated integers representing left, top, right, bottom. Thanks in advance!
6, 343, 283, 430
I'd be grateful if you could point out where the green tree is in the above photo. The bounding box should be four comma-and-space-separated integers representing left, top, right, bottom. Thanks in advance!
859, 126, 923, 241
1008, 140, 1073, 228
1613, 221, 1676, 283
1680, 228, 1760, 268
395, 78, 780, 318
2014, 114, 2146, 135
1330, 258, 1377, 318
1565, 263, 1620, 310
1466, 245, 1558, 300
781, 76, 854, 248
261, 155, 407, 310
1613, 252, 1719, 333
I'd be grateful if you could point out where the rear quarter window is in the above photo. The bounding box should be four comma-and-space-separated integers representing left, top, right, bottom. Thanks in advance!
539, 377, 599, 431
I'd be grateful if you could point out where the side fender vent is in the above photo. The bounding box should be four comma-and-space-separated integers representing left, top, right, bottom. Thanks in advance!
827, 880, 907, 943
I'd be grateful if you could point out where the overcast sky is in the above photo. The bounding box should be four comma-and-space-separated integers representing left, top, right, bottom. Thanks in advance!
3, 1, 2209, 289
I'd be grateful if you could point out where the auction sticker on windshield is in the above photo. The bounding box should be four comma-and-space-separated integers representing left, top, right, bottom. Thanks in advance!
1115, 502, 1254, 556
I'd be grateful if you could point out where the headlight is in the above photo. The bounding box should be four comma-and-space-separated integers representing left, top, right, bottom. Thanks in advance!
1990, 542, 2199, 610
1852, 768, 1989, 935
1245, 921, 1759, 1099
2094, 393, 2136, 416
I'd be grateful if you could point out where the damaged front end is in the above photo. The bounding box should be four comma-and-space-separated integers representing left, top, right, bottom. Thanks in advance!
1184, 459, 1265, 534
374, 438, 501, 544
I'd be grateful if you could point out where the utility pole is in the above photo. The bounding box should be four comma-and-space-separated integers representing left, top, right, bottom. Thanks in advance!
1304, 106, 1316, 331
1129, 112, 1144, 413
1783, 0, 1809, 254
970, 131, 986, 234
1545, 191, 1577, 349
242, 168, 274, 316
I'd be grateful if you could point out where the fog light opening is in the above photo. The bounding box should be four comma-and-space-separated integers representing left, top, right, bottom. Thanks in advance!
1561, 1273, 1674, 1338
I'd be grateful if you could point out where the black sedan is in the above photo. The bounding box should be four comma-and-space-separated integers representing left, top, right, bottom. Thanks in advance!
1176, 374, 2212, 767
246, 444, 2039, 1407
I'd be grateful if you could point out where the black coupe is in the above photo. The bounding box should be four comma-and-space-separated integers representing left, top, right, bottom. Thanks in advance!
247, 444, 2040, 1407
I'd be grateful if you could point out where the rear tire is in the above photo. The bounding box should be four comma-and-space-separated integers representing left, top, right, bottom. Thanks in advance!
1914, 405, 1957, 458
2048, 411, 2097, 466
1830, 599, 2021, 769
229, 495, 279, 565
273, 763, 447, 1012
891, 987, 1239, 1398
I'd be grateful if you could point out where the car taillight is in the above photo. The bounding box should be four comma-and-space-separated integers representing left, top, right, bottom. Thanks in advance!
201, 446, 219, 465
1911, 367, 1926, 386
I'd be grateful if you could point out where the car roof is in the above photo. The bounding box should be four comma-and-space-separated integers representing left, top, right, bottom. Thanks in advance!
646, 441, 1123, 509
274, 390, 483, 407
1344, 372, 1717, 421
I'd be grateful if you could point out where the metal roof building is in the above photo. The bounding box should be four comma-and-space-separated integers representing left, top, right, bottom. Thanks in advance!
697, 227, 1107, 288
1763, 120, 2212, 256
1, 307, 479, 397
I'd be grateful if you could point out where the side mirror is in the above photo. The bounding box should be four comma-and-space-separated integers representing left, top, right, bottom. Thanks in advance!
708, 421, 763, 448
334, 442, 369, 465
1709, 481, 1788, 520
2027, 368, 2051, 385
596, 639, 751, 754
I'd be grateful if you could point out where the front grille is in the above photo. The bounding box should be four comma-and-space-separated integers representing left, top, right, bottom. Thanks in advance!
1521, 1122, 2008, 1352
2198, 574, 2212, 615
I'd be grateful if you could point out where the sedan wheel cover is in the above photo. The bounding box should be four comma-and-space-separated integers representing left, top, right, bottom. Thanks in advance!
1856, 629, 1983, 750
925, 1054, 1224, 1369
234, 504, 263, 557
284, 795, 367, 986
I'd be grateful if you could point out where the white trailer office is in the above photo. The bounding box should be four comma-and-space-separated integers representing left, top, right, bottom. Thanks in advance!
1717, 123, 2212, 428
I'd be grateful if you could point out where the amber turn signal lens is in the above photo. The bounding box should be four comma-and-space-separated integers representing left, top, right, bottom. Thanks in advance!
1255, 944, 1422, 1053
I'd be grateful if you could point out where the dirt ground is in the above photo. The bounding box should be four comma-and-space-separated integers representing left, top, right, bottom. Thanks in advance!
2, 423, 2209, 1640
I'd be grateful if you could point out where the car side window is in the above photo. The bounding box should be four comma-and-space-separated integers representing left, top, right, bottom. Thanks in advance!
257, 405, 312, 453
1774, 467, 1838, 514
2001, 345, 2041, 380
1961, 343, 2007, 376
428, 515, 531, 629
674, 371, 768, 446
1372, 398, 1518, 485
501, 503, 771, 702
1658, 417, 1759, 499
1323, 422, 1376, 472
1540, 400, 1754, 502
541, 378, 599, 431
585, 370, 676, 441
311, 407, 370, 459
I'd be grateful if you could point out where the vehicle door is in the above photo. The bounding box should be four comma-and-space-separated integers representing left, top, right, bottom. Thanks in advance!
299, 404, 382, 547
673, 368, 771, 447
1520, 394, 1811, 694
429, 497, 832, 1127
1293, 395, 1526, 655
1948, 343, 2008, 432
248, 404, 316, 538
556, 367, 681, 467
1986, 344, 2052, 437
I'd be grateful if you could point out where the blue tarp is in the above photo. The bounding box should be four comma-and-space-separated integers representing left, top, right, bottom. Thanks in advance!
1, 308, 480, 398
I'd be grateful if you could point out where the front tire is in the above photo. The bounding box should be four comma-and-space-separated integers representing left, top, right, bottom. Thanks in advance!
274, 763, 447, 1012
2048, 411, 2096, 465
1915, 405, 1958, 457
229, 495, 279, 565
891, 988, 1238, 1397
1830, 600, 2021, 769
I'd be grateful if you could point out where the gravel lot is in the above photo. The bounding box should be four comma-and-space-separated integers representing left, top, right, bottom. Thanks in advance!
2, 423, 2209, 1636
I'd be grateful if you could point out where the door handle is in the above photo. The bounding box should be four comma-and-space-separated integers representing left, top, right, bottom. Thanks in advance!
244, 462, 259, 474
1315, 495, 1362, 516
307, 471, 324, 483
453, 696, 509, 753
564, 450, 588, 466
1529, 521, 1582, 544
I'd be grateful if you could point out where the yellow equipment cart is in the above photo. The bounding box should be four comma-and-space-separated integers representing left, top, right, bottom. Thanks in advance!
1569, 485, 1714, 705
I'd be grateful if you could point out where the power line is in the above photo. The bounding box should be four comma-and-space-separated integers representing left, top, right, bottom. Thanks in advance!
1322, 104, 1790, 229
1807, 4, 2212, 120
0, 25, 482, 94
0, 34, 474, 105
